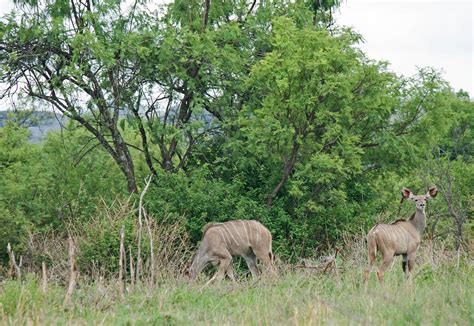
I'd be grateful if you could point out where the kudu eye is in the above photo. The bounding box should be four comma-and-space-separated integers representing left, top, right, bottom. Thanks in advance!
414, 199, 418, 202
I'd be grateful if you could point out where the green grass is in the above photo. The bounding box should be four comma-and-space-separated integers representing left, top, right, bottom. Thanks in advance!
0, 258, 472, 325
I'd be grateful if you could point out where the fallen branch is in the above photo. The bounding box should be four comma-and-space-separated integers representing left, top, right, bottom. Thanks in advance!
294, 249, 340, 273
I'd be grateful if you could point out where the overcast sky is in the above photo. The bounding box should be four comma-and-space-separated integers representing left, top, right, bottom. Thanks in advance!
0, 0, 472, 96
335, 0, 473, 95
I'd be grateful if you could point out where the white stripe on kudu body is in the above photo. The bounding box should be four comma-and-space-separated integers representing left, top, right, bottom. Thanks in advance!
364, 186, 438, 286
255, 221, 260, 248
217, 228, 228, 247
211, 222, 230, 247
188, 220, 277, 283
232, 221, 245, 243
241, 220, 250, 243
248, 221, 254, 244
222, 223, 238, 247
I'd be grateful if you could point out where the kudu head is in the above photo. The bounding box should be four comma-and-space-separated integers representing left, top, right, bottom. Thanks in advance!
184, 266, 193, 279
185, 263, 195, 280
402, 186, 438, 211
186, 252, 200, 280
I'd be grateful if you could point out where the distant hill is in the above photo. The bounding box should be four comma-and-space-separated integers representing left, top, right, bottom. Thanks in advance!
0, 110, 65, 143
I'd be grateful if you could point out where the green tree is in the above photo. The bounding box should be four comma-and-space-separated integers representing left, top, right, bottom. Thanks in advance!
0, 123, 36, 261
225, 17, 461, 250
237, 18, 397, 207
128, 0, 343, 175
0, 0, 163, 193
0, 0, 342, 193
0, 119, 128, 261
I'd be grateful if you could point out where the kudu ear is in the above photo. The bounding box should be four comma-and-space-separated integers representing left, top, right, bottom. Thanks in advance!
427, 186, 438, 198
401, 188, 413, 199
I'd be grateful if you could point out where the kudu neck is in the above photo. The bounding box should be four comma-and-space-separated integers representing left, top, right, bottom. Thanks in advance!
410, 208, 426, 234
192, 250, 209, 276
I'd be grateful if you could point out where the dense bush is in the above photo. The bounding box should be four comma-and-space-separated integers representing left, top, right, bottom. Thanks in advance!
0, 0, 472, 272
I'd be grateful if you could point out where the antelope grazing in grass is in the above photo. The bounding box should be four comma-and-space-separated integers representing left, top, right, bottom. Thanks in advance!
364, 186, 438, 285
188, 220, 277, 284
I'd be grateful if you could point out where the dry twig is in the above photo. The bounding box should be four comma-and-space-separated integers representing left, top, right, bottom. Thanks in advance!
136, 175, 153, 282
64, 235, 78, 307
7, 243, 21, 280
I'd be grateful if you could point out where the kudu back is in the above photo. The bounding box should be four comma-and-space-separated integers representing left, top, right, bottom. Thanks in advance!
364, 186, 438, 285
188, 220, 277, 283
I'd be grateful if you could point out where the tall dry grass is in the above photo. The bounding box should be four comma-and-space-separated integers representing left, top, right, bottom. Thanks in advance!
20, 197, 193, 288
1, 196, 472, 324
1, 234, 471, 325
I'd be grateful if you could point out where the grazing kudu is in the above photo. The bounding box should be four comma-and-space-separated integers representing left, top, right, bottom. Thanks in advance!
188, 220, 277, 284
364, 186, 438, 285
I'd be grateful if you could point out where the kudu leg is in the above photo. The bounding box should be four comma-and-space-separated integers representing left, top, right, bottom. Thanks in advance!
364, 254, 376, 285
203, 257, 232, 288
406, 252, 417, 282
244, 255, 259, 278
216, 257, 231, 282
226, 264, 236, 282
402, 254, 409, 279
377, 253, 394, 286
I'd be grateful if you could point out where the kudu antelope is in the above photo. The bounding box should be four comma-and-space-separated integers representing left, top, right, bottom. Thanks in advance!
364, 186, 438, 285
188, 220, 277, 283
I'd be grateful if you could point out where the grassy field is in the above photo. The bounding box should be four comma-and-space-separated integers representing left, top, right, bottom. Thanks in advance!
0, 250, 472, 325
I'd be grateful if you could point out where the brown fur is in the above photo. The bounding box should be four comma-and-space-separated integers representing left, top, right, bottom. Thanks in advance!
391, 219, 406, 224
364, 186, 438, 286
202, 222, 221, 235
189, 220, 277, 283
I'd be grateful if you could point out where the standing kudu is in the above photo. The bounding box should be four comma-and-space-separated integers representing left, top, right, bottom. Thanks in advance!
188, 220, 277, 284
364, 186, 438, 285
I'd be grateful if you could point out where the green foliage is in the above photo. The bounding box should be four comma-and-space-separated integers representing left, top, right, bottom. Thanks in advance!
0, 205, 30, 264
223, 17, 464, 251
39, 126, 127, 220
145, 168, 272, 242
0, 0, 472, 268
0, 121, 126, 262
0, 123, 40, 261
0, 277, 42, 317
77, 201, 137, 274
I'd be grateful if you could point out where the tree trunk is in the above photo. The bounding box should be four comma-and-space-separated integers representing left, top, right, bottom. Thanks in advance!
111, 127, 138, 194
266, 138, 300, 207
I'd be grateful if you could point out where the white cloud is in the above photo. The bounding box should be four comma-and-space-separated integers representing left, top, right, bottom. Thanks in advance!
335, 0, 473, 95
0, 0, 14, 15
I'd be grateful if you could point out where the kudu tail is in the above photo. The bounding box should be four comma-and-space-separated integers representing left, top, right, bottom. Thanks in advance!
366, 231, 377, 269
364, 229, 378, 284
